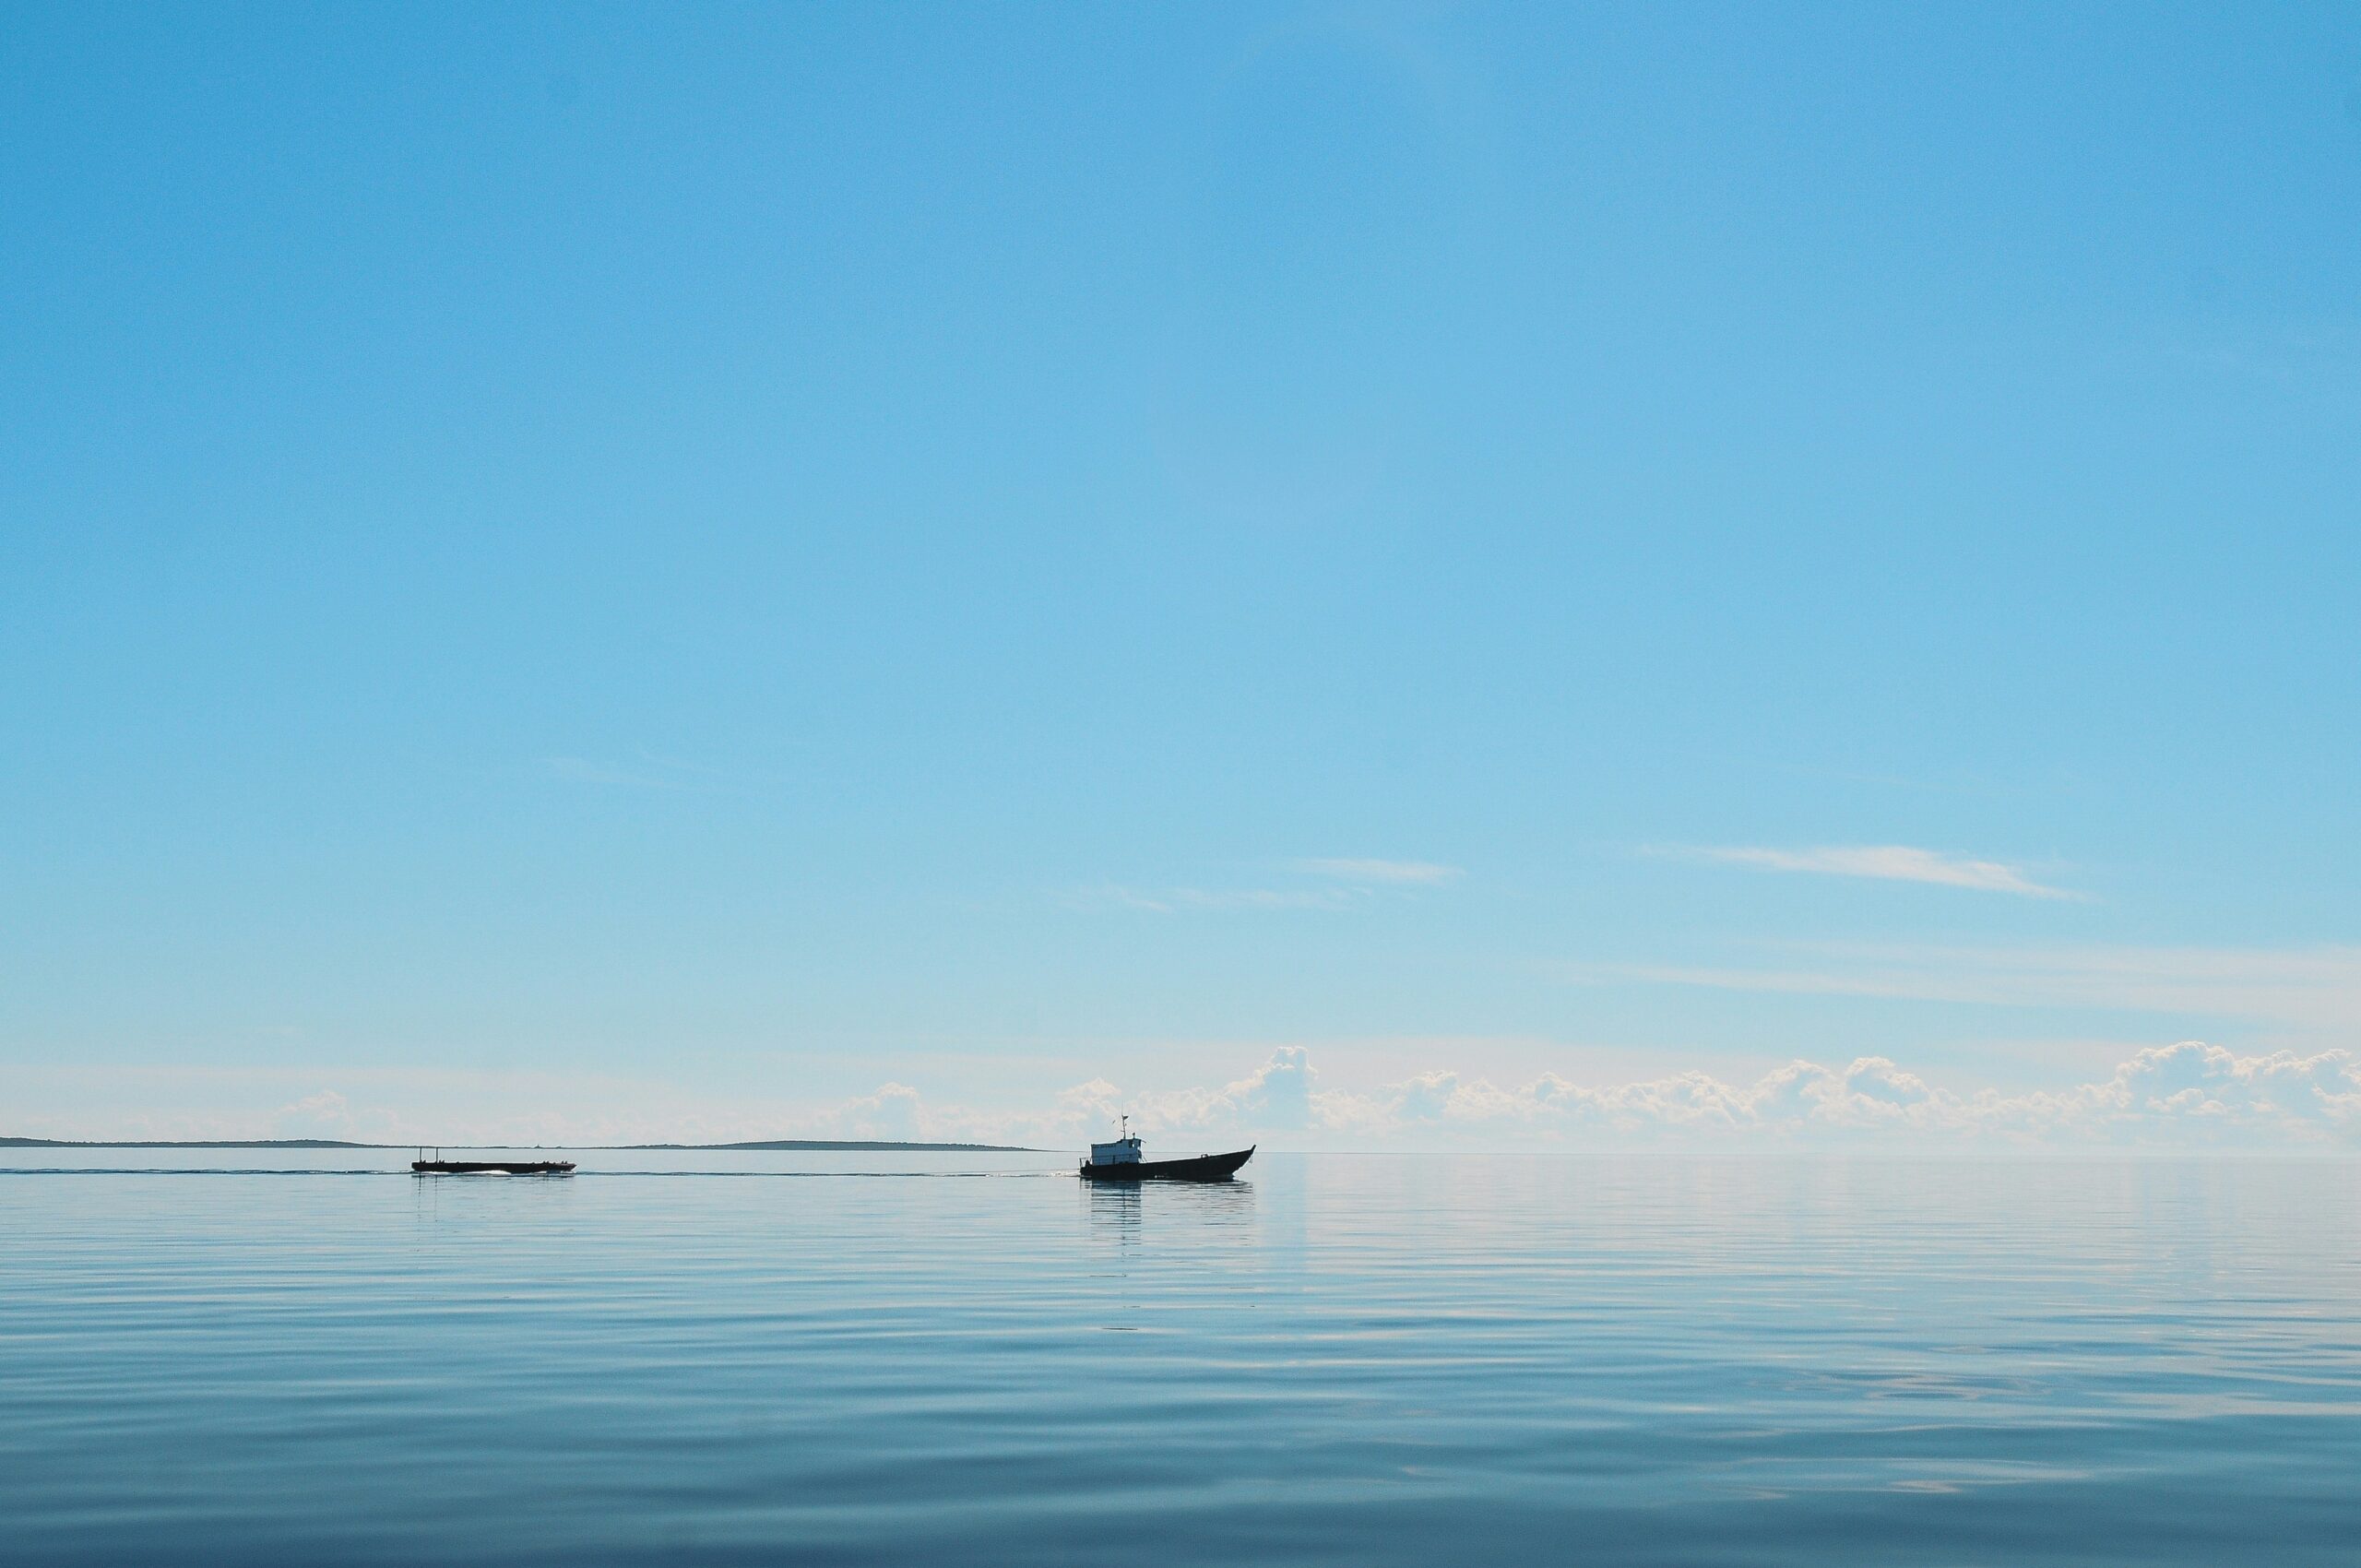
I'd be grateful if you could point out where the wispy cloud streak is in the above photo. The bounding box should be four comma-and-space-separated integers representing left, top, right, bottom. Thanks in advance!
1675, 844, 2075, 898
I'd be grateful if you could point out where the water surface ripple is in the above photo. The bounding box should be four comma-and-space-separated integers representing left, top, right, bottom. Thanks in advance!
4, 1152, 2355, 1564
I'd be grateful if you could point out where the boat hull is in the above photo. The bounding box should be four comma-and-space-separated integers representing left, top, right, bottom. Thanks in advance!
411, 1160, 575, 1175
1078, 1147, 1252, 1182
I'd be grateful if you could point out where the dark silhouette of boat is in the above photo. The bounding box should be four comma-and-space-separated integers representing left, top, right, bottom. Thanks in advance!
1077, 1118, 1252, 1182
410, 1148, 575, 1175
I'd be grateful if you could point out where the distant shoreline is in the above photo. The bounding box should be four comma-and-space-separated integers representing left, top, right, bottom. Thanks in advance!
621, 1140, 1035, 1153
0, 1137, 1037, 1152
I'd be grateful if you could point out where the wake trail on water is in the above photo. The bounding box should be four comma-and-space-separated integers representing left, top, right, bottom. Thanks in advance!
0, 1167, 1073, 1178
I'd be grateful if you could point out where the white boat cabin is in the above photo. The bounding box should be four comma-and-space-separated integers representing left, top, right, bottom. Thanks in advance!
1087, 1116, 1143, 1167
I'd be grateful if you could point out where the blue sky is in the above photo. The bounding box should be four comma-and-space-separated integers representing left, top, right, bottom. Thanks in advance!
5, 4, 2359, 1145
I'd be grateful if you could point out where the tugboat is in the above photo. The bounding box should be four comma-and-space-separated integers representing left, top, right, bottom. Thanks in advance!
1077, 1117, 1252, 1182
410, 1147, 575, 1175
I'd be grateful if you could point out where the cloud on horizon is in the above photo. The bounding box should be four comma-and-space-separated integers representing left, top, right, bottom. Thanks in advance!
1014, 1041, 2361, 1151
1671, 844, 2076, 898
52, 1039, 2351, 1152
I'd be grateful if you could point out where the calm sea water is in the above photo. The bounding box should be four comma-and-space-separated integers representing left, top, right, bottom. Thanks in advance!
3, 1149, 2356, 1565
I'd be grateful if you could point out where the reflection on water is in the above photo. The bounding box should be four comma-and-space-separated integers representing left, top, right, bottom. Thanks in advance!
1086, 1171, 1145, 1238
3, 1152, 2358, 1566
1084, 1171, 1259, 1232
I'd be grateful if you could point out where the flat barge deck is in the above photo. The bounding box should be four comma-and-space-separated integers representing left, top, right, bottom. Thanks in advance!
410, 1157, 575, 1175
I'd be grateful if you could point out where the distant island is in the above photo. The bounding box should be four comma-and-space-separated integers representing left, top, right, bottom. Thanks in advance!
619, 1140, 1033, 1152
2, 1136, 1034, 1152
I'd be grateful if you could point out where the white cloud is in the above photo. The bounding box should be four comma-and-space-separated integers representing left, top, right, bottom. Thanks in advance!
1048, 1046, 1323, 1138
962, 1042, 2361, 1150
1678, 844, 2075, 898
1231, 1044, 1317, 1126
814, 1082, 926, 1142
19, 1042, 2361, 1153
273, 1089, 355, 1137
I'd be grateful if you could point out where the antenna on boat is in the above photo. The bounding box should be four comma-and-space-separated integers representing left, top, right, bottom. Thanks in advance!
1120, 1114, 1129, 1141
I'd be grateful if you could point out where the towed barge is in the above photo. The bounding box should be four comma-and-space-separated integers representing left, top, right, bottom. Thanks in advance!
411, 1148, 575, 1175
